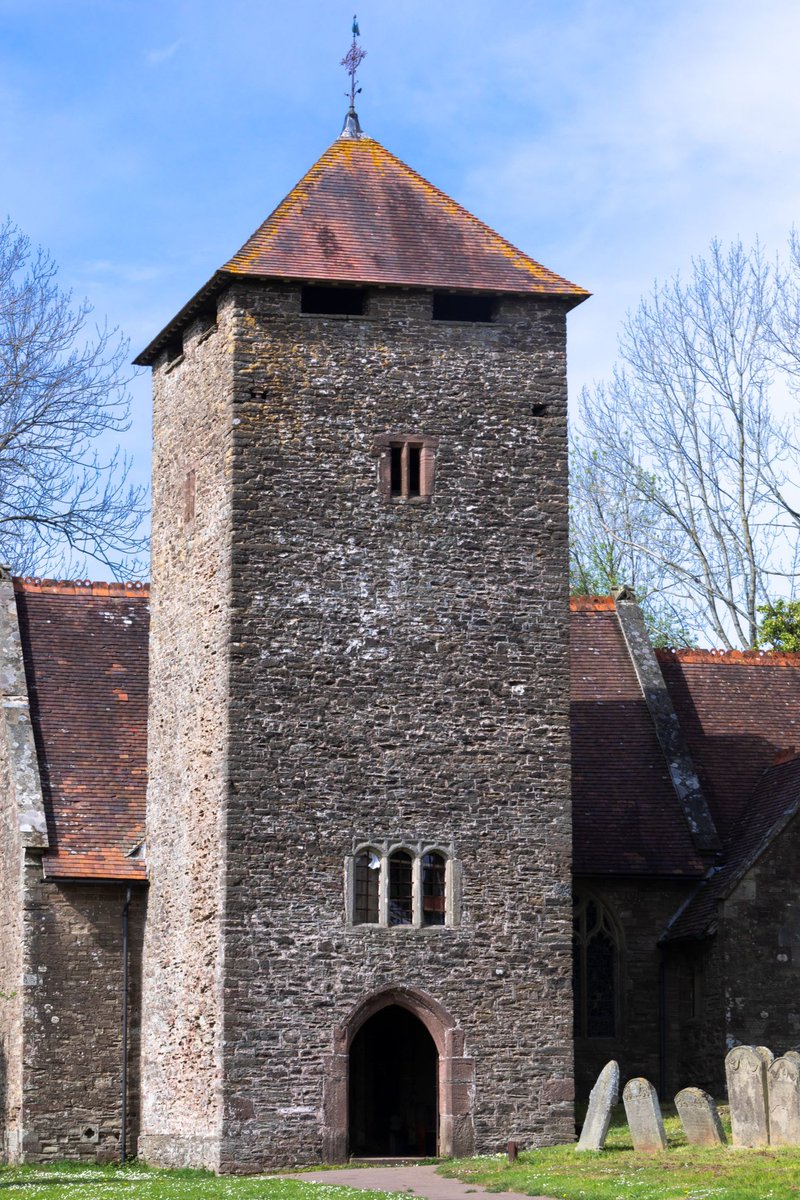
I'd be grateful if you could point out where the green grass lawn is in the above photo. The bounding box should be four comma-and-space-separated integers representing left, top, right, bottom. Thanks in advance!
441, 1104, 800, 1200
0, 1163, 406, 1200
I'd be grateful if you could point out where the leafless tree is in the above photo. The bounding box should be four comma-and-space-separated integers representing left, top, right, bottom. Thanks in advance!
569, 438, 696, 646
573, 239, 799, 650
0, 219, 147, 577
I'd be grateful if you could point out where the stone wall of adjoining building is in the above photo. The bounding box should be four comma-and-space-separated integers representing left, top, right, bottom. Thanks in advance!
215, 283, 574, 1169
717, 811, 800, 1062
669, 935, 727, 1097
0, 742, 24, 1162
19, 871, 145, 1162
139, 305, 235, 1170
576, 878, 696, 1101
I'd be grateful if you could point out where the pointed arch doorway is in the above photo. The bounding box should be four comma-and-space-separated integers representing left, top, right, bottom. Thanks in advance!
349, 1005, 438, 1157
322, 986, 476, 1163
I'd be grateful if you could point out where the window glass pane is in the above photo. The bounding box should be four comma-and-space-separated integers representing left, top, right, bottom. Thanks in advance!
389, 851, 413, 926
354, 850, 381, 925
421, 852, 446, 926
585, 928, 616, 1037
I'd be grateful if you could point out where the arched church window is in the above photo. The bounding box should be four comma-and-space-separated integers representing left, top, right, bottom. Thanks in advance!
421, 852, 446, 926
354, 849, 381, 925
573, 891, 620, 1039
388, 851, 413, 926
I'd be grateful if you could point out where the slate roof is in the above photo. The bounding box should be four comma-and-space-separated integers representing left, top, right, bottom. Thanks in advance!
135, 131, 588, 365
572, 600, 800, 908
657, 648, 800, 840
15, 579, 149, 881
665, 754, 800, 941
570, 598, 707, 877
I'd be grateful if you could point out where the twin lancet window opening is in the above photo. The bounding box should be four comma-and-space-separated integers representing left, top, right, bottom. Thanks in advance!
352, 846, 451, 927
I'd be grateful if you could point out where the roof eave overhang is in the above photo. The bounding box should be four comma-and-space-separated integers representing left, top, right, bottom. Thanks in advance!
134, 270, 590, 368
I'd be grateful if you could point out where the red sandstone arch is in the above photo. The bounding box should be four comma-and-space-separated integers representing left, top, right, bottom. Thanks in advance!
322, 986, 475, 1162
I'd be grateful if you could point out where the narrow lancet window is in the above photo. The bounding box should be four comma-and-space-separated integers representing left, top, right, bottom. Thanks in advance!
421, 852, 446, 926
388, 851, 413, 926
573, 892, 620, 1038
354, 849, 381, 925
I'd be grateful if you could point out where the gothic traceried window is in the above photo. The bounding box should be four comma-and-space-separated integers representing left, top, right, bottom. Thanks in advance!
348, 842, 456, 928
573, 891, 621, 1039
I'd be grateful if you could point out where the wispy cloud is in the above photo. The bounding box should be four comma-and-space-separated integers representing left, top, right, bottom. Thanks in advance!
146, 39, 182, 67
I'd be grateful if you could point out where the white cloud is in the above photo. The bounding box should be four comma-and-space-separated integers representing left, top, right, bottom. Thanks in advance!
146, 39, 182, 67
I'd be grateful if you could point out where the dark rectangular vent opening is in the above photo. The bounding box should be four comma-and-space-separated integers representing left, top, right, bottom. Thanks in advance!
432, 293, 494, 323
407, 446, 421, 497
390, 446, 403, 496
301, 286, 366, 315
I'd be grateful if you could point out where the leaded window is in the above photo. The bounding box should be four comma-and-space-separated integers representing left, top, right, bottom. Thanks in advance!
421, 852, 446, 926
388, 851, 413, 926
348, 842, 456, 928
354, 849, 381, 925
573, 891, 620, 1039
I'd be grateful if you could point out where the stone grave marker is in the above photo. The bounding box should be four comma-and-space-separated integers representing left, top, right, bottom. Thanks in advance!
725, 1045, 770, 1147
576, 1060, 620, 1152
769, 1054, 800, 1146
623, 1077, 667, 1153
675, 1087, 726, 1146
756, 1046, 775, 1067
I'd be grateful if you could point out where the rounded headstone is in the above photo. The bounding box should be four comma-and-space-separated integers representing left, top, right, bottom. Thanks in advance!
725, 1045, 770, 1147
675, 1087, 726, 1147
576, 1060, 620, 1152
623, 1077, 667, 1153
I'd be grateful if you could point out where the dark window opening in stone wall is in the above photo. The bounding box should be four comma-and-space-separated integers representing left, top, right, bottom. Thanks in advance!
422, 853, 446, 926
377, 436, 438, 501
573, 892, 620, 1039
354, 850, 381, 925
301, 285, 366, 316
432, 292, 494, 323
389, 852, 413, 926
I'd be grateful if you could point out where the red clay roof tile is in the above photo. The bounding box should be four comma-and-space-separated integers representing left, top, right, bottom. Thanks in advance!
14, 580, 149, 882
223, 135, 589, 298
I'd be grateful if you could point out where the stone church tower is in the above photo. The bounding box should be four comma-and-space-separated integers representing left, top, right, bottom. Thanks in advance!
134, 106, 587, 1170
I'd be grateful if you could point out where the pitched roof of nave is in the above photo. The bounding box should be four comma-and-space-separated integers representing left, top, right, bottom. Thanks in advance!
13, 578, 149, 881
135, 129, 588, 366
571, 599, 800, 883
10, 579, 800, 891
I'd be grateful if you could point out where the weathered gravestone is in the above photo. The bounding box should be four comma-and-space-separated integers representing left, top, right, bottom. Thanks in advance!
675, 1087, 727, 1146
623, 1077, 667, 1153
576, 1060, 620, 1152
756, 1046, 775, 1067
725, 1045, 770, 1147
769, 1054, 800, 1146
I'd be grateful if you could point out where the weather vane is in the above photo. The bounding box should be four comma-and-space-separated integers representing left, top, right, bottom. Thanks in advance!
341, 15, 366, 111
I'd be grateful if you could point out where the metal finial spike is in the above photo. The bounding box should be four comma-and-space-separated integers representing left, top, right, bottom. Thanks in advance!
340, 15, 366, 135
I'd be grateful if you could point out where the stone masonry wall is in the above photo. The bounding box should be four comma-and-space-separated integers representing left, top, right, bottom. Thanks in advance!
576, 878, 695, 1101
19, 873, 145, 1161
216, 282, 574, 1168
717, 811, 800, 1063
139, 305, 234, 1169
0, 722, 24, 1161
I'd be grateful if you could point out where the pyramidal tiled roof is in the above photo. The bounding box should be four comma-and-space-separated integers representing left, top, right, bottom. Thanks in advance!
224, 133, 587, 296
136, 128, 587, 365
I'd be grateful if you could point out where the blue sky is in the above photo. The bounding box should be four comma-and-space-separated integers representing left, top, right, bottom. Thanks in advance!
2, 0, 799, 571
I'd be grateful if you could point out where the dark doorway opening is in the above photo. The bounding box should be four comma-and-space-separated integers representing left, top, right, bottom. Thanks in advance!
349, 1005, 438, 1157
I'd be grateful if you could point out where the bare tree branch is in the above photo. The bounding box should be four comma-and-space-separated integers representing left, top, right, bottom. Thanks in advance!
0, 219, 148, 577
